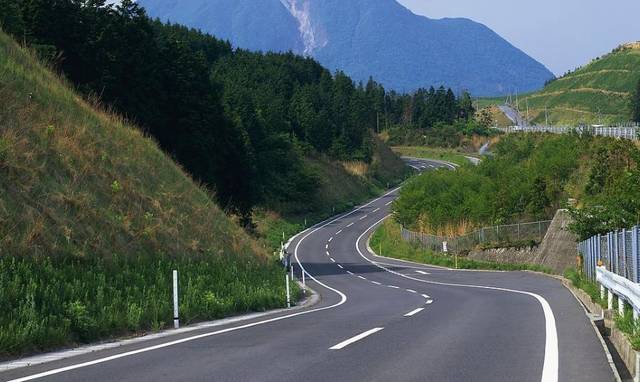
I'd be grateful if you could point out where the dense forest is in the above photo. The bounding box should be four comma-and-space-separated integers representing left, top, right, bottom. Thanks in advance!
394, 133, 640, 240
0, 0, 476, 224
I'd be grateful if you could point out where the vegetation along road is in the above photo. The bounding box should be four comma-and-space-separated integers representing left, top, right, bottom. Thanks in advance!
0, 159, 614, 382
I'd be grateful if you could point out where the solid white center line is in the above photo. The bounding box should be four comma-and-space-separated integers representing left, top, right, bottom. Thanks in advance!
404, 308, 425, 317
406, 289, 417, 293
329, 328, 384, 350
416, 270, 429, 275
347, 222, 354, 227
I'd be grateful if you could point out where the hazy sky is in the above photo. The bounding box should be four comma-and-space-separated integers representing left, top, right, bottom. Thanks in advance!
397, 0, 640, 76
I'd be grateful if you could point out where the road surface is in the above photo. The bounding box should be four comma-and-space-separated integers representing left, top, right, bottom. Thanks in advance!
1, 159, 615, 382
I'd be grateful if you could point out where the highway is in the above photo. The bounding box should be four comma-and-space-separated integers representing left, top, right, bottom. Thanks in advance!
1, 159, 615, 382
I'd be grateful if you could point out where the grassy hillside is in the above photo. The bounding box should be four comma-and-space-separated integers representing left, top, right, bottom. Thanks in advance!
0, 31, 292, 356
256, 139, 410, 251
485, 43, 640, 125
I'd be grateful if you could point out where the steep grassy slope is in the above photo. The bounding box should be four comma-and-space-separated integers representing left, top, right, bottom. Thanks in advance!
256, 138, 410, 251
514, 43, 640, 125
0, 31, 291, 356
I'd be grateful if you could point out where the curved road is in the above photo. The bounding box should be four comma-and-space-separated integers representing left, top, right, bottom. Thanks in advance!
1, 159, 615, 382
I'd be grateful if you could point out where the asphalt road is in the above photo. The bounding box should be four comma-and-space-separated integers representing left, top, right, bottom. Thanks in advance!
1, 159, 615, 382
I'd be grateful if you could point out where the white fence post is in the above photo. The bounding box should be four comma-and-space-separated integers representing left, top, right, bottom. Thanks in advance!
173, 270, 179, 329
608, 289, 614, 310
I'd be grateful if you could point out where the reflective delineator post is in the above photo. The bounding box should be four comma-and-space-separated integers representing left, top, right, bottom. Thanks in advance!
173, 270, 179, 329
285, 273, 291, 308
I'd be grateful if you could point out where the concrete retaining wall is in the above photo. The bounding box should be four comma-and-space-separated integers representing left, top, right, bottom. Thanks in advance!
466, 209, 578, 273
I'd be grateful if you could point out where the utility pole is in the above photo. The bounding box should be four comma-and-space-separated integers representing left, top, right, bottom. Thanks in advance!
545, 107, 549, 126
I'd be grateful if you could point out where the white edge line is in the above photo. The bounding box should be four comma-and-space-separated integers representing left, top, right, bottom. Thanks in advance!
4, 186, 409, 382
356, 215, 558, 382
329, 328, 384, 350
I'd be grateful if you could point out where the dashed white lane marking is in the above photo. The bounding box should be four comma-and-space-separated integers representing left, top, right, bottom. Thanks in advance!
388, 285, 400, 289
356, 216, 558, 382
372, 208, 380, 213
328, 237, 333, 242
421, 294, 431, 299
357, 276, 366, 280
426, 300, 433, 305
326, 251, 330, 257
346, 222, 354, 228
336, 229, 343, 235
359, 215, 368, 220
416, 270, 429, 275
371, 281, 382, 285
337, 264, 344, 269
385, 201, 393, 206
329, 328, 384, 350
406, 289, 417, 294
330, 258, 336, 263
404, 308, 425, 317
347, 271, 354, 275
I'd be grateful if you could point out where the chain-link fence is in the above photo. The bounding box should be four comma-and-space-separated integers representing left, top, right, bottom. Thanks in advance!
401, 220, 552, 254
579, 227, 640, 283
497, 125, 640, 141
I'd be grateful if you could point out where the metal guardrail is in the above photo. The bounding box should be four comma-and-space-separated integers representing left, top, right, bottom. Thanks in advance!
497, 125, 639, 141
401, 220, 552, 253
597, 266, 640, 317
579, 226, 640, 318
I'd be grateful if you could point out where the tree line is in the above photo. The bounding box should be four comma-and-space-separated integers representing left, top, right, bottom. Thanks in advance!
0, 0, 476, 223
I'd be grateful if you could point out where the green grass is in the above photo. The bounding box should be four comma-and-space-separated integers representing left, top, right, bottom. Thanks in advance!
0, 31, 296, 356
390, 146, 473, 166
256, 138, 411, 253
564, 268, 606, 308
370, 219, 551, 273
486, 44, 640, 125
0, 255, 297, 358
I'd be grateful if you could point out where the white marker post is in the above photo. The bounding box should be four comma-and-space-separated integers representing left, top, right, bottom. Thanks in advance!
285, 273, 291, 308
172, 270, 179, 329
302, 269, 306, 294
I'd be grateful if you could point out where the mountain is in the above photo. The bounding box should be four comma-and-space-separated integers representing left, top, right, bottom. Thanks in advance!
138, 0, 554, 96
507, 42, 640, 125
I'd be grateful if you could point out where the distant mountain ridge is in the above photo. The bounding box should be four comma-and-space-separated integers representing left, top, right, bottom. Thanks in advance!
139, 0, 554, 96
